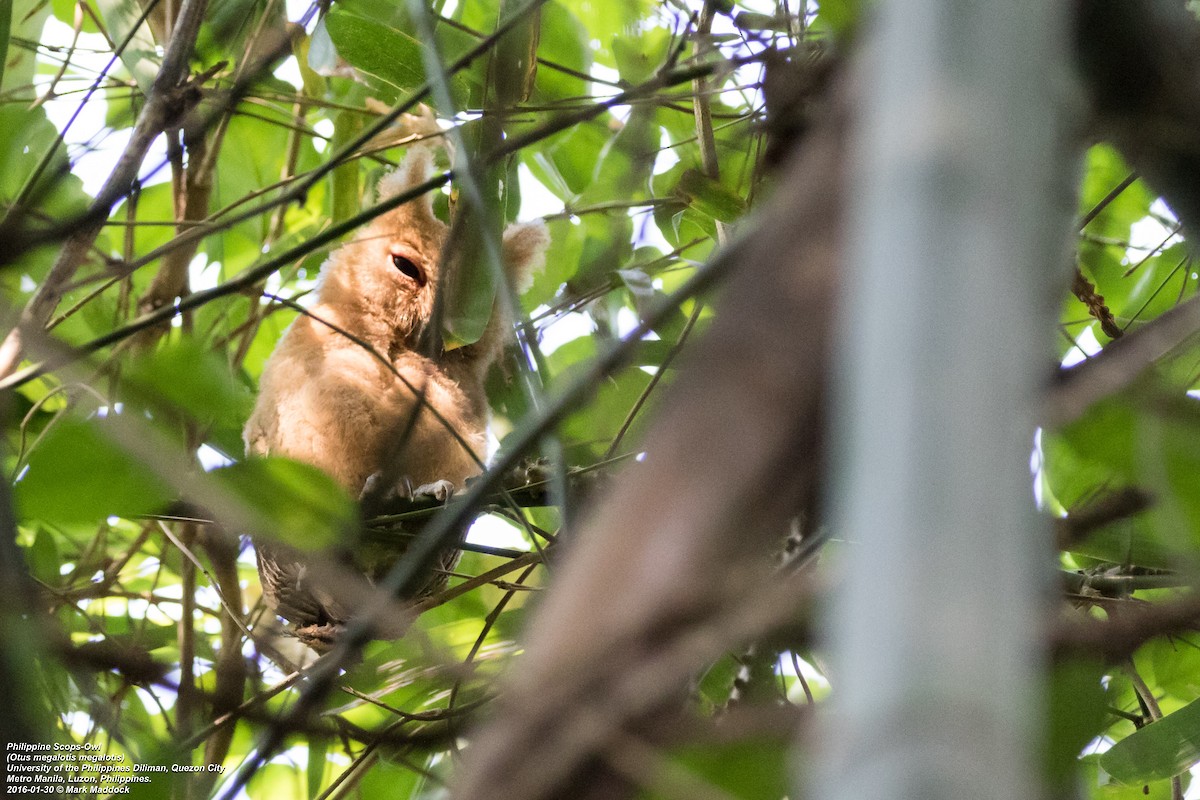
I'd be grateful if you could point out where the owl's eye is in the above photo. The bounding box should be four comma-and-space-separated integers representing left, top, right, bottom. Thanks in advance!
391, 254, 426, 287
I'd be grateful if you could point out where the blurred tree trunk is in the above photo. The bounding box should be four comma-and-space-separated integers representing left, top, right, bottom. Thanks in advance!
815, 3, 1076, 800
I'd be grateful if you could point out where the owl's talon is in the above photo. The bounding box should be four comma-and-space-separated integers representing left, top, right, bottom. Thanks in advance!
359, 471, 403, 508
411, 479, 455, 502
359, 472, 383, 501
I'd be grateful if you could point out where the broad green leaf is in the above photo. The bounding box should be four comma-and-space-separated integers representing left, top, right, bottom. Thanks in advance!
356, 756, 425, 799
1046, 659, 1108, 782
94, 0, 160, 93
1100, 695, 1200, 783
675, 168, 748, 223
306, 736, 328, 798
530, 1, 589, 102
526, 216, 578, 300
209, 457, 356, 551
652, 737, 791, 800
490, 0, 541, 108
812, 0, 863, 37
216, 109, 322, 244
4, 0, 50, 93
1077, 145, 1152, 242
1044, 387, 1200, 564
0, 0, 11, 92
611, 26, 671, 85
1080, 754, 1184, 800
1147, 637, 1200, 702
123, 337, 254, 434
247, 762, 306, 800
23, 526, 62, 587
324, 9, 473, 109
583, 104, 660, 205
561, 0, 653, 64
1077, 238, 1193, 343
1064, 514, 1175, 569
546, 117, 616, 197
194, 0, 287, 67
51, 0, 102, 33
0, 105, 91, 227
696, 653, 741, 711
15, 418, 173, 526
326, 10, 424, 95
560, 363, 653, 461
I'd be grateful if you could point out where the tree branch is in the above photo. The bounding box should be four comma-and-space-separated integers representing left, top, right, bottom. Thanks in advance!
0, 0, 209, 377
451, 59, 848, 800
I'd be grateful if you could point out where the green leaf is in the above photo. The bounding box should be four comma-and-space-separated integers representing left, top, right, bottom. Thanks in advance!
583, 104, 660, 205
1044, 387, 1200, 564
530, 1, 590, 102
324, 9, 473, 109
544, 117, 613, 197
15, 418, 173, 526
94, 0, 160, 93
0, 0, 12, 92
0, 105, 91, 224
3, 0, 49, 93
123, 337, 254, 433
208, 457, 356, 551
1077, 145, 1152, 242
247, 762, 306, 800
490, 1, 541, 108
695, 653, 741, 711
1100, 695, 1200, 782
355, 755, 424, 799
812, 0, 863, 37
331, 111, 364, 224
560, 362, 653, 460
1046, 659, 1108, 782
442, 119, 506, 348
652, 736, 791, 800
23, 527, 62, 587
611, 26, 670, 85
675, 168, 747, 223
560, 0, 653, 65
292, 30, 327, 98
1148, 636, 1200, 702
1080, 754, 1184, 800
306, 736, 328, 797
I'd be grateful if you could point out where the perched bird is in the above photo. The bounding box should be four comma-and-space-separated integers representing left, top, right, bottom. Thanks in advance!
244, 147, 548, 649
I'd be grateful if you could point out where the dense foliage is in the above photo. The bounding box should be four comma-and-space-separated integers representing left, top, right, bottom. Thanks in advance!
5, 0, 1200, 798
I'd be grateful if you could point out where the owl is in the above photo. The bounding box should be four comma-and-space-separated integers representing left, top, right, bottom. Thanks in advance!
244, 147, 549, 649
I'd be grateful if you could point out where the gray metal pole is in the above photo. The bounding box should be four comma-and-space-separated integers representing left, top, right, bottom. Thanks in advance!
814, 3, 1076, 799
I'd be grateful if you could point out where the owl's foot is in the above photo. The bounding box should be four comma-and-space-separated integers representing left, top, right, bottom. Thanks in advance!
292, 622, 342, 653
410, 479, 455, 502
359, 471, 394, 504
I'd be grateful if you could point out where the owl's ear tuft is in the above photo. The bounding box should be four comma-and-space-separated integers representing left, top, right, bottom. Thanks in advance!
501, 220, 550, 294
376, 146, 438, 223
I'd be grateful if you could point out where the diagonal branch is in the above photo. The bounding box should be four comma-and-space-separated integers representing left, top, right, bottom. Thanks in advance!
451, 60, 849, 800
0, 0, 209, 377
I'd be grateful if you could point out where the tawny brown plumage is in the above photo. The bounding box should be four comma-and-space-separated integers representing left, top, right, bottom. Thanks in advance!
244, 148, 548, 648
